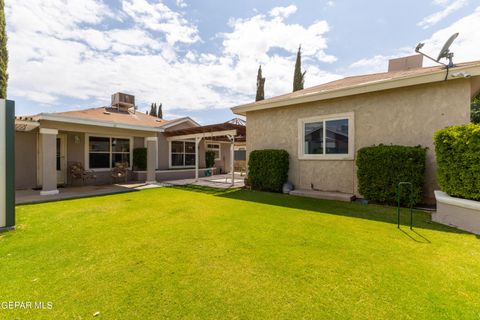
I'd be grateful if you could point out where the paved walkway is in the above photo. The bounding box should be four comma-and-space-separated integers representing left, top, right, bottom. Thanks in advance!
163, 173, 245, 189
15, 174, 245, 205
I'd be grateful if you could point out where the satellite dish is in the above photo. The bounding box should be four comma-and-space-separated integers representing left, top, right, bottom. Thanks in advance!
436, 32, 459, 65
415, 32, 459, 68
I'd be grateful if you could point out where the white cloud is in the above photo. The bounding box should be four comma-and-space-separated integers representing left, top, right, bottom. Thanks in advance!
176, 0, 187, 8
418, 6, 480, 64
6, 0, 340, 115
350, 6, 480, 74
122, 0, 199, 45
418, 0, 469, 29
326, 1, 335, 7
269, 5, 297, 18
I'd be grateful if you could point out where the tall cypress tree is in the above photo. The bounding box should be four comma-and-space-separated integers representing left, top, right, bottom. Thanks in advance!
255, 65, 265, 101
149, 103, 157, 117
293, 45, 306, 92
158, 103, 163, 119
0, 0, 8, 99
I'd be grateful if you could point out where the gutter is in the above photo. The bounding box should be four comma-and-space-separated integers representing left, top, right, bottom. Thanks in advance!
231, 64, 480, 116
35, 114, 165, 132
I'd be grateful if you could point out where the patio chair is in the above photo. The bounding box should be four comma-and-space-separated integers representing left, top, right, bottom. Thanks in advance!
69, 162, 96, 185
111, 162, 129, 183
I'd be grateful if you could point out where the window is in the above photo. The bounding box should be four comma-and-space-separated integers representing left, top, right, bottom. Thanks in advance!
170, 141, 196, 167
299, 113, 354, 160
88, 136, 131, 169
206, 143, 221, 160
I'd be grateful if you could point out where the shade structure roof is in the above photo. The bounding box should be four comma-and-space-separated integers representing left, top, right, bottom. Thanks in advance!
164, 121, 246, 142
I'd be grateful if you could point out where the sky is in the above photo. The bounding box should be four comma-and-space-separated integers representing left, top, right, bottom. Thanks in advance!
5, 0, 480, 124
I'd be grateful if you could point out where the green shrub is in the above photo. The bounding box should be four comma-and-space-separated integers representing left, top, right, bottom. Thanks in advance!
133, 148, 147, 171
356, 145, 427, 205
205, 150, 216, 168
435, 124, 480, 200
248, 149, 289, 192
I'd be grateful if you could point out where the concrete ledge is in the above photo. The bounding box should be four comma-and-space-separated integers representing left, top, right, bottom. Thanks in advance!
40, 189, 59, 196
433, 190, 480, 235
289, 189, 355, 202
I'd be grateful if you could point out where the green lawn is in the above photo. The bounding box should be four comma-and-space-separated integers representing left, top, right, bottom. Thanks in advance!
1, 186, 480, 319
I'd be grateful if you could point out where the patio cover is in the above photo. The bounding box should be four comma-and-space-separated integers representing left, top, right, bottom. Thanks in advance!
163, 121, 246, 185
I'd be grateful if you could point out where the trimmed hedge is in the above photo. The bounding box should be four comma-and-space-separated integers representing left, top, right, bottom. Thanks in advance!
356, 145, 427, 205
205, 150, 216, 168
133, 148, 147, 171
435, 124, 480, 200
248, 149, 289, 192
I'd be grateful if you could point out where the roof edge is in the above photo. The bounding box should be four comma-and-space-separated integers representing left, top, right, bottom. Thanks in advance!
232, 63, 480, 116
36, 113, 165, 132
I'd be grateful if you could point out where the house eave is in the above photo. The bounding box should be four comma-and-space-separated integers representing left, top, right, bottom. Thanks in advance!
231, 64, 480, 116
35, 114, 165, 132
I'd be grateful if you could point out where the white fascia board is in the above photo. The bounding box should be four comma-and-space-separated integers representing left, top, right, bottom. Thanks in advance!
160, 117, 201, 129
166, 129, 237, 141
36, 114, 165, 132
232, 64, 480, 116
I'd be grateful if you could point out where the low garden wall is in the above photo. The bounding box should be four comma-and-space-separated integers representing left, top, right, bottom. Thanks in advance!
434, 124, 480, 234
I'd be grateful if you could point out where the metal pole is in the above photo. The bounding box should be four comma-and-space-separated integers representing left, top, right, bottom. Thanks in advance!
231, 136, 235, 186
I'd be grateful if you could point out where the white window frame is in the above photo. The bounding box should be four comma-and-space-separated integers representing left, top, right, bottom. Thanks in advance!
206, 142, 221, 160
298, 112, 354, 160
168, 140, 196, 169
85, 134, 133, 171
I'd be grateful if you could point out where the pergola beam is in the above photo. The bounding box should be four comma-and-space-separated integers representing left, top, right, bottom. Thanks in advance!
166, 129, 237, 141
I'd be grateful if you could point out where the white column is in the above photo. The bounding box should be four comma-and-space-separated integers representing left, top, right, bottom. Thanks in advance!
231, 136, 235, 186
146, 136, 157, 184
40, 128, 59, 196
195, 137, 201, 181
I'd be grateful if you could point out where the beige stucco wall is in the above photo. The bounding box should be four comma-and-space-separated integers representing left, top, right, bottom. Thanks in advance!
246, 79, 472, 203
157, 121, 206, 170
15, 131, 37, 189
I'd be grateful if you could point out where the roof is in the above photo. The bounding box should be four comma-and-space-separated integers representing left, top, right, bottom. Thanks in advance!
16, 107, 199, 132
54, 107, 169, 127
232, 60, 480, 116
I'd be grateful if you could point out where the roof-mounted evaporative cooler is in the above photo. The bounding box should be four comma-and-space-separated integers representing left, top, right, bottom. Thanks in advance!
0, 99, 15, 231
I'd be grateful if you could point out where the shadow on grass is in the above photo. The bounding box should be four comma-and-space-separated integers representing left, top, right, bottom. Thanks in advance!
171, 185, 472, 237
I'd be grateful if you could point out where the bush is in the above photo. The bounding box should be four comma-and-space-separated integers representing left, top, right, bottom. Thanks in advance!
133, 148, 147, 171
356, 145, 427, 205
248, 149, 289, 192
205, 150, 216, 168
434, 124, 480, 200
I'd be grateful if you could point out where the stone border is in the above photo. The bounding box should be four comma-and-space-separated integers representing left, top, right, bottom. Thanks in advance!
433, 190, 480, 235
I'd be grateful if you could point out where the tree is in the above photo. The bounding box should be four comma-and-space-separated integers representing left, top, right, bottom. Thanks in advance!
158, 103, 163, 119
255, 65, 265, 101
149, 103, 157, 117
293, 45, 306, 92
0, 0, 8, 99
472, 94, 480, 124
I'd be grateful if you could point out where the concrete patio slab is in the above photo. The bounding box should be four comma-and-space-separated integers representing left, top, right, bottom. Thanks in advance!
15, 174, 244, 205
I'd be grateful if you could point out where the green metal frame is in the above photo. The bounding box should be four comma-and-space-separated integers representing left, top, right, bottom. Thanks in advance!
2, 100, 15, 229
396, 182, 413, 229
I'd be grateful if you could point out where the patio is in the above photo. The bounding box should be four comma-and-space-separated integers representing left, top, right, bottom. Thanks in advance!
15, 174, 245, 205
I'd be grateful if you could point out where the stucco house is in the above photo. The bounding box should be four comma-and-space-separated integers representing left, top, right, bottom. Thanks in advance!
15, 93, 246, 195
232, 55, 480, 203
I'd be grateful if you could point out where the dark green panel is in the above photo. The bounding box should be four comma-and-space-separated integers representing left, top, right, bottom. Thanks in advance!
5, 99, 15, 227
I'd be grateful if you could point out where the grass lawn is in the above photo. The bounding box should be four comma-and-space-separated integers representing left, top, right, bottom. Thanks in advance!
1, 186, 480, 319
